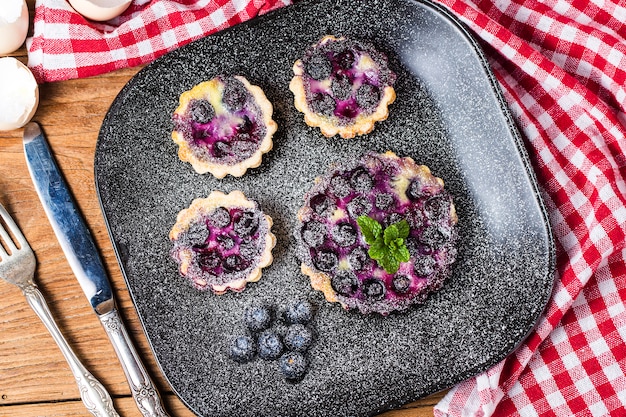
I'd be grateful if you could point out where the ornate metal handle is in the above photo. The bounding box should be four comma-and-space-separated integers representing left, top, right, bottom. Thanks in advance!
22, 284, 119, 417
100, 309, 170, 417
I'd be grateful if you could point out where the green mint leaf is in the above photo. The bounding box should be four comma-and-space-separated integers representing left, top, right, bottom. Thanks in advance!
367, 237, 387, 260
394, 244, 410, 263
383, 224, 399, 245
378, 253, 400, 274
395, 219, 410, 239
357, 215, 382, 245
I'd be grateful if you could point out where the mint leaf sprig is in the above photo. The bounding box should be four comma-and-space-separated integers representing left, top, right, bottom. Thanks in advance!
356, 215, 410, 274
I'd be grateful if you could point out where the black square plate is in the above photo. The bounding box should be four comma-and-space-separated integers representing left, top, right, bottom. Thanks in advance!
94, 0, 555, 415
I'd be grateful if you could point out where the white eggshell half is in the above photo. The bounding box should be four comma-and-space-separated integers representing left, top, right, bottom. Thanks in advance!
0, 57, 39, 132
0, 0, 29, 54
67, 0, 132, 22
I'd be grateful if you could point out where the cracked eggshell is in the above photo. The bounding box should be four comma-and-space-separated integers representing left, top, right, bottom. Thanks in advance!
0, 0, 29, 54
67, 0, 132, 22
0, 57, 39, 131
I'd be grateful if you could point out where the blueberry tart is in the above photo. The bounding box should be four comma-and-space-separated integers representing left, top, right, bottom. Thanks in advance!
296, 151, 458, 315
289, 35, 396, 139
169, 190, 276, 294
172, 75, 277, 177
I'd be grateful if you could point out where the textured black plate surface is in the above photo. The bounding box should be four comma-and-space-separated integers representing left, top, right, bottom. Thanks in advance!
94, 0, 555, 415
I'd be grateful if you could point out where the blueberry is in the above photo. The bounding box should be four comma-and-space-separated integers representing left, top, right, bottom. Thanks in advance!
347, 196, 372, 218
309, 193, 335, 217
212, 140, 231, 158
223, 254, 246, 271
418, 226, 449, 250
217, 234, 235, 250
284, 324, 313, 352
362, 278, 386, 300
237, 115, 254, 134
222, 78, 248, 111
383, 212, 404, 227
279, 351, 308, 381
309, 93, 336, 116
348, 246, 368, 271
257, 330, 284, 360
313, 249, 338, 272
305, 53, 332, 80
209, 207, 231, 228
330, 270, 358, 296
392, 274, 412, 293
350, 168, 373, 193
230, 336, 256, 363
244, 305, 272, 332
189, 99, 215, 124
329, 174, 350, 198
413, 254, 436, 277
336, 50, 355, 70
233, 210, 259, 237
406, 179, 423, 201
283, 300, 313, 325
355, 84, 380, 110
406, 207, 424, 229
302, 221, 326, 247
375, 193, 394, 211
196, 248, 221, 271
331, 222, 357, 247
405, 236, 421, 257
239, 238, 258, 260
231, 139, 259, 158
184, 222, 210, 246
331, 75, 352, 100
424, 195, 451, 221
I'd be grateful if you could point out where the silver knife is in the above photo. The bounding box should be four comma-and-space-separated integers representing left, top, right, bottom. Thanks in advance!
23, 122, 170, 417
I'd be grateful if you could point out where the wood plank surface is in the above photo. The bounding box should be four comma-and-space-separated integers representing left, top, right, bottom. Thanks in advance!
0, 2, 447, 416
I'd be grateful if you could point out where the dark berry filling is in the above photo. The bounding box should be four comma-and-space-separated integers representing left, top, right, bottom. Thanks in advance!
173, 75, 268, 165
300, 38, 396, 123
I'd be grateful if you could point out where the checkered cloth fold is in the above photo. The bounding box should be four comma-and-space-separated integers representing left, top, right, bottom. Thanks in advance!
25, 0, 626, 415
26, 0, 290, 83
432, 0, 626, 416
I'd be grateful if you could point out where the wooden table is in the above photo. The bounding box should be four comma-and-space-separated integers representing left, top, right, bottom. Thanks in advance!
0, 2, 446, 416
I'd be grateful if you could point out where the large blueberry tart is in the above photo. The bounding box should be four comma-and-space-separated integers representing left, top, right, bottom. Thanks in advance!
296, 151, 458, 315
172, 75, 277, 178
289, 35, 396, 139
169, 190, 276, 294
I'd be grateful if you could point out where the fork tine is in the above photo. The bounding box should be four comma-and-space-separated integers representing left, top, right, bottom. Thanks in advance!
0, 204, 24, 254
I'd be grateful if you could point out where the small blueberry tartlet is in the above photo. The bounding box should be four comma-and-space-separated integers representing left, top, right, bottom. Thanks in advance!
296, 151, 458, 315
289, 35, 396, 139
172, 75, 277, 178
169, 190, 276, 294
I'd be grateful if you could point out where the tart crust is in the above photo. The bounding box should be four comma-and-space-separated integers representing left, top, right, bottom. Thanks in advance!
172, 76, 277, 178
289, 35, 396, 139
170, 190, 276, 294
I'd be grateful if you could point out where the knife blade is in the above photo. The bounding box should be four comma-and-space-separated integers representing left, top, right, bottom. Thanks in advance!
23, 122, 170, 417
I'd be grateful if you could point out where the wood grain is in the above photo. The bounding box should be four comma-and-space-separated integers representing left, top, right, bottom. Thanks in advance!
0, 2, 447, 415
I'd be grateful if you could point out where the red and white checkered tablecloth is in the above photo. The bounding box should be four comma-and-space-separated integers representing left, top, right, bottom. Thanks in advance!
26, 0, 626, 415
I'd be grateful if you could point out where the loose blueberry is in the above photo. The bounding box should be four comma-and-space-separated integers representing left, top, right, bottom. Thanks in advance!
217, 234, 235, 250
329, 174, 351, 198
196, 248, 221, 271
309, 93, 336, 116
283, 300, 314, 325
189, 99, 215, 124
230, 336, 256, 363
233, 210, 259, 237
209, 207, 231, 228
347, 196, 372, 218
284, 324, 313, 352
331, 222, 357, 247
279, 351, 308, 381
413, 254, 436, 277
375, 193, 394, 210
330, 270, 358, 296
223, 254, 247, 272
258, 330, 284, 360
336, 50, 355, 70
331, 75, 352, 101
355, 84, 380, 110
362, 278, 386, 300
306, 53, 332, 80
350, 168, 373, 193
392, 274, 412, 293
313, 249, 339, 272
244, 305, 272, 332
302, 221, 326, 247
309, 193, 335, 217
222, 78, 248, 111
348, 246, 369, 271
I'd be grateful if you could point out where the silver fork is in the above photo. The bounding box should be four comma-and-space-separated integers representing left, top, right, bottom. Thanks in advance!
0, 203, 120, 417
